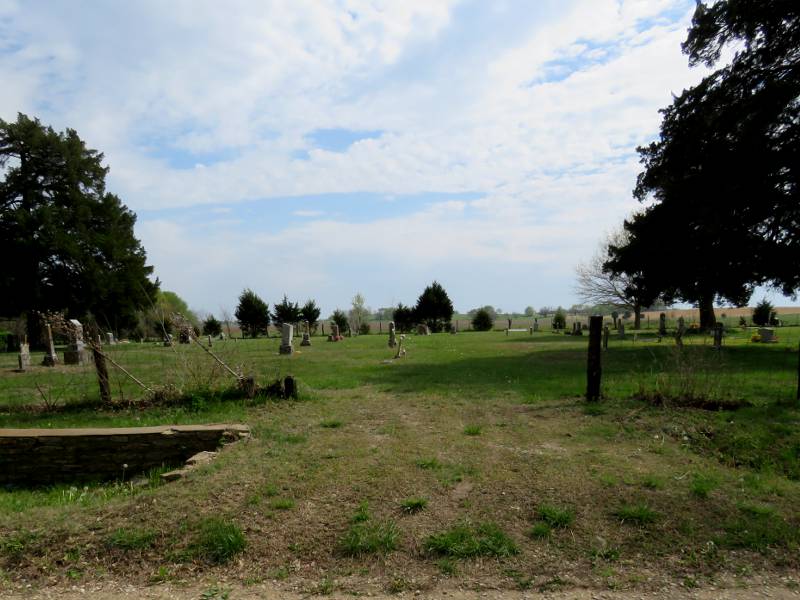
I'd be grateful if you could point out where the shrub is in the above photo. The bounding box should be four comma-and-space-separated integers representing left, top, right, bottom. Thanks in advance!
358, 322, 371, 335
330, 309, 349, 334
339, 521, 399, 556
752, 299, 774, 326
392, 303, 416, 333
414, 281, 454, 333
400, 497, 427, 514
471, 309, 493, 331
201, 315, 222, 337
552, 308, 567, 330
235, 289, 270, 338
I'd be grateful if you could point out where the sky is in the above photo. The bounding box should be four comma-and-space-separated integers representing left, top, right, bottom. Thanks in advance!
1, 0, 792, 317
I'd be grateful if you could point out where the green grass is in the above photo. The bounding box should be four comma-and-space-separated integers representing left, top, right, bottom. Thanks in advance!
536, 504, 575, 528
528, 522, 551, 539
424, 522, 518, 558
189, 518, 246, 564
613, 503, 659, 525
463, 424, 482, 436
339, 521, 400, 556
106, 527, 158, 550
690, 473, 719, 498
269, 498, 295, 510
399, 497, 427, 514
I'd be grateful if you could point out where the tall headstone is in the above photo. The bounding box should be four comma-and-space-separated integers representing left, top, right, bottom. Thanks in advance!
713, 323, 724, 349
279, 323, 294, 354
42, 323, 58, 367
757, 328, 775, 343
533, 318, 539, 332
658, 313, 667, 335
675, 317, 686, 348
416, 324, 430, 335
301, 321, 312, 346
207, 335, 213, 347
106, 332, 115, 345
64, 319, 89, 365
388, 321, 397, 348
18, 342, 31, 371
329, 323, 340, 341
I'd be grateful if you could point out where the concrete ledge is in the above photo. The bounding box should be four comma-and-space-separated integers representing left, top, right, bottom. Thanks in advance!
0, 424, 249, 486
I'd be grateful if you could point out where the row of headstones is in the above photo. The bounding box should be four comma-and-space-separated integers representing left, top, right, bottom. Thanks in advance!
17, 320, 118, 371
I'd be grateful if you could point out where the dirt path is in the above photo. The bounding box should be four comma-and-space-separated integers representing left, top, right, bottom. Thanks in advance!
3, 580, 799, 599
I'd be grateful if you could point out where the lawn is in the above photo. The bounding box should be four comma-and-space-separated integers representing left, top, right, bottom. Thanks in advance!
1, 327, 799, 595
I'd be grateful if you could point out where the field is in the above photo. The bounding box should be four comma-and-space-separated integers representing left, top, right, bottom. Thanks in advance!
1, 327, 799, 597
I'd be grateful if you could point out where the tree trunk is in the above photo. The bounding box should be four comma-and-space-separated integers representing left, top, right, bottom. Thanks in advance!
698, 293, 716, 330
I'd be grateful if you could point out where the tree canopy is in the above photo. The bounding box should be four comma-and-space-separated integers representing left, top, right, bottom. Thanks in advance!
271, 295, 301, 327
414, 281, 454, 333
0, 114, 158, 338
235, 289, 270, 337
606, 1, 800, 328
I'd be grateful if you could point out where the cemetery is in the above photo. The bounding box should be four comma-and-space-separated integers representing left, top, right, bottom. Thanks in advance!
1, 318, 799, 596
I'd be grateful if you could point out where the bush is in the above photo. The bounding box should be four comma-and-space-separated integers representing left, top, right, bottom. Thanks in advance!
552, 308, 566, 330
201, 315, 222, 337
414, 281, 454, 333
330, 309, 349, 334
471, 309, 493, 331
358, 322, 371, 335
392, 303, 416, 333
752, 299, 774, 326
191, 518, 246, 564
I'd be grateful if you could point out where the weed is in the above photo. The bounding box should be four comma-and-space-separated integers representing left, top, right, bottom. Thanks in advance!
690, 473, 718, 499
537, 504, 575, 528
528, 522, 551, 539
590, 546, 620, 562
263, 483, 280, 497
437, 558, 457, 575
641, 474, 665, 490
269, 498, 295, 510
106, 527, 157, 550
340, 521, 400, 556
463, 424, 482, 436
191, 517, 246, 564
0, 531, 36, 559
149, 566, 171, 584
416, 458, 442, 470
424, 522, 518, 558
314, 577, 334, 595
387, 577, 411, 593
200, 585, 230, 600
320, 419, 343, 428
613, 503, 659, 525
351, 501, 370, 523
505, 568, 534, 590
399, 497, 427, 514
722, 504, 797, 552
268, 566, 289, 580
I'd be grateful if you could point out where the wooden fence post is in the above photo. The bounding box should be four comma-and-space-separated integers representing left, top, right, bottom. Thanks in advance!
92, 346, 111, 404
586, 316, 602, 402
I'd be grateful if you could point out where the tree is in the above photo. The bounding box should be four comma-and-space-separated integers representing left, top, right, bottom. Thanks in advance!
0, 114, 158, 341
348, 293, 370, 335
330, 309, 348, 334
392, 303, 415, 333
468, 305, 497, 320
607, 1, 800, 328
752, 299, 775, 327
524, 306, 535, 317
272, 294, 301, 328
202, 315, 222, 337
235, 289, 270, 337
471, 308, 493, 331
552, 307, 566, 330
576, 228, 660, 329
300, 299, 321, 332
414, 281, 454, 333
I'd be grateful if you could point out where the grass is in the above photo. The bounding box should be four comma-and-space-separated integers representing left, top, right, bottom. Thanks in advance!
1, 328, 800, 590
189, 518, 246, 564
463, 424, 482, 436
613, 503, 659, 525
424, 522, 518, 558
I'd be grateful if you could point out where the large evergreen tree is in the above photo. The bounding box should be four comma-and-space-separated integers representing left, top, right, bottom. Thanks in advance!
300, 299, 321, 332
271, 295, 302, 328
414, 281, 454, 333
235, 289, 270, 337
607, 1, 800, 328
0, 114, 158, 338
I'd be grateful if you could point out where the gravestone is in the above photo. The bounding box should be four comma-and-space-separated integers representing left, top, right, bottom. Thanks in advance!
106, 332, 115, 345
18, 342, 31, 371
42, 324, 58, 366
163, 334, 173, 347
64, 319, 89, 366
618, 323, 625, 339
602, 325, 609, 350
659, 313, 667, 335
179, 330, 190, 344
207, 335, 213, 347
416, 324, 430, 336
279, 323, 294, 354
533, 318, 539, 332
301, 321, 312, 346
675, 317, 686, 348
713, 323, 724, 349
388, 321, 397, 348
758, 328, 775, 343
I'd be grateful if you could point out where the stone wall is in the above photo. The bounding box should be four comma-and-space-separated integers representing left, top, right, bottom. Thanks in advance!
0, 424, 249, 486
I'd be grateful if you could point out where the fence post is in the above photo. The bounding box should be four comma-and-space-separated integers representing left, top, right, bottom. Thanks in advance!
92, 346, 111, 404
797, 340, 800, 403
586, 316, 602, 402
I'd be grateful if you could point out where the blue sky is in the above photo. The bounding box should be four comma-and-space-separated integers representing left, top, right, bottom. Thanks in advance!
1, 0, 792, 316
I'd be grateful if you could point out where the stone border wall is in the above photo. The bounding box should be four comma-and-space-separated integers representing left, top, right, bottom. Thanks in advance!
0, 424, 249, 486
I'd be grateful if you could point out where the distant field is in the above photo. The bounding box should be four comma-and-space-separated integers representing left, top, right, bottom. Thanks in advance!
1, 328, 799, 595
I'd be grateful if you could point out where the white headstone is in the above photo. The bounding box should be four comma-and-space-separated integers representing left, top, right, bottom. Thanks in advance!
279, 323, 294, 354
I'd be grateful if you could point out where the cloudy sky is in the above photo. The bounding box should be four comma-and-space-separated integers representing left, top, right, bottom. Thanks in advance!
4, 0, 780, 317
